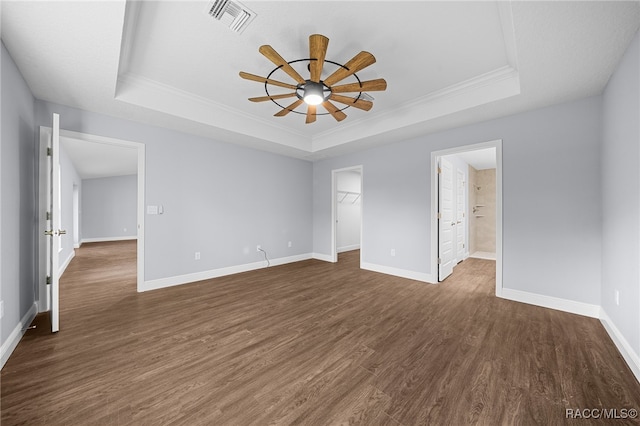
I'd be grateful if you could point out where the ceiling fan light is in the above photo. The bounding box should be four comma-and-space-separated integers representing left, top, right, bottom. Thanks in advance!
302, 82, 325, 105
304, 93, 324, 106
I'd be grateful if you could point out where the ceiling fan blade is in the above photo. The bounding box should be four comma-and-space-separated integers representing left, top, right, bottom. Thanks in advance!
323, 51, 376, 86
309, 34, 329, 83
249, 93, 297, 102
329, 94, 373, 111
259, 45, 306, 84
274, 99, 304, 117
322, 101, 347, 122
331, 78, 387, 93
306, 105, 317, 124
239, 72, 298, 90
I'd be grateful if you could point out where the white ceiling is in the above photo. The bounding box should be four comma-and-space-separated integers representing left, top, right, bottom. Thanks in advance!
2, 1, 639, 163
61, 137, 138, 180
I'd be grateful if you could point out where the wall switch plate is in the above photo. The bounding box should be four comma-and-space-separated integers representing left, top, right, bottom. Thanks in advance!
0, 300, 4, 319
615, 290, 620, 306
288, 241, 292, 248
195, 252, 201, 260
390, 249, 396, 257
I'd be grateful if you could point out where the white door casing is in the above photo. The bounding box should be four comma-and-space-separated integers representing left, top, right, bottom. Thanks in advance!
438, 158, 454, 281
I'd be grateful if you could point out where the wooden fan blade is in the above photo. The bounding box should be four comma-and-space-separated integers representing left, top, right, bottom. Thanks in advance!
239, 72, 298, 90
331, 78, 387, 93
323, 51, 376, 86
249, 93, 297, 102
309, 34, 329, 83
322, 100, 347, 122
274, 99, 304, 117
306, 105, 317, 124
259, 45, 306, 84
329, 94, 373, 111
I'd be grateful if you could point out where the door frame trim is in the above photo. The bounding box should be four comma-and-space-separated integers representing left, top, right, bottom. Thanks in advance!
430, 139, 503, 296
331, 165, 363, 264
38, 127, 146, 311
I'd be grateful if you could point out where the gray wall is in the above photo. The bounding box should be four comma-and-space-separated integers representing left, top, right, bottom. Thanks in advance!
58, 143, 81, 267
82, 175, 137, 241
313, 95, 602, 305
601, 31, 639, 356
34, 101, 313, 282
1, 42, 37, 346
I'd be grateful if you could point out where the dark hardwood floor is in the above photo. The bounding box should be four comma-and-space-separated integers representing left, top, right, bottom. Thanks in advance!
2, 241, 639, 425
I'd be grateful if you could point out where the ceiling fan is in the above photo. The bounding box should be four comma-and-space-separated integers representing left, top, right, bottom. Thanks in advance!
239, 34, 387, 124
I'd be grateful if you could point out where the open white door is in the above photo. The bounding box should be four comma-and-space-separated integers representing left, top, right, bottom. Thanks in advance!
45, 113, 64, 333
438, 158, 454, 281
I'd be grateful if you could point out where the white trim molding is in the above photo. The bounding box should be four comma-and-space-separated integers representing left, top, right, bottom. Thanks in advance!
361, 262, 435, 284
500, 288, 601, 318
141, 253, 314, 292
337, 245, 361, 254
600, 309, 640, 384
312, 253, 334, 263
1, 303, 38, 370
81, 236, 137, 244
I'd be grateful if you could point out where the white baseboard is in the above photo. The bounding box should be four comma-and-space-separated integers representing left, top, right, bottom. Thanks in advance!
337, 245, 360, 254
600, 309, 640, 384
81, 236, 137, 243
312, 253, 334, 263
1, 302, 38, 370
470, 251, 496, 260
59, 250, 75, 277
361, 262, 435, 284
500, 288, 600, 318
141, 253, 314, 292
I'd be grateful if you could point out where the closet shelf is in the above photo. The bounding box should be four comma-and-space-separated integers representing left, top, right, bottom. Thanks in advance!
337, 190, 361, 204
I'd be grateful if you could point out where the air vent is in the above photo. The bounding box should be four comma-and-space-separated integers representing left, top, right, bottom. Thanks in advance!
206, 0, 256, 34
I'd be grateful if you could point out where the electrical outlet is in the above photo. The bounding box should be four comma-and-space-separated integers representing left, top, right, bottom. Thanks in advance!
195, 252, 201, 260
615, 290, 620, 306
256, 245, 261, 252
288, 241, 292, 248
390, 249, 396, 257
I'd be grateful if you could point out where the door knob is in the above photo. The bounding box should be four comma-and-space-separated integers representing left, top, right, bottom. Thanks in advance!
44, 230, 53, 236
451, 222, 455, 226
57, 230, 67, 235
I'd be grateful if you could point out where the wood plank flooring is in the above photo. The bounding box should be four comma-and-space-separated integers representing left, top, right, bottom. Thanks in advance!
2, 241, 639, 425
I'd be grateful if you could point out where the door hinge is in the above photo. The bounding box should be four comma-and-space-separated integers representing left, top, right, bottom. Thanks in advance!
47, 147, 52, 156
46, 211, 51, 220
46, 275, 51, 285
438, 212, 442, 220
437, 167, 442, 174
437, 258, 442, 264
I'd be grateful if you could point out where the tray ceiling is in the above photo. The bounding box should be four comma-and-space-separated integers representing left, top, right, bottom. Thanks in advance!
2, 1, 638, 160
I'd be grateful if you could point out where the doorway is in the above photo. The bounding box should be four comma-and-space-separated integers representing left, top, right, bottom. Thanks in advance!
431, 140, 502, 295
38, 127, 145, 315
331, 166, 363, 264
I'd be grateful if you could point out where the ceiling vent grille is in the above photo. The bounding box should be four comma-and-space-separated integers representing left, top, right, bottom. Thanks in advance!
206, 0, 256, 34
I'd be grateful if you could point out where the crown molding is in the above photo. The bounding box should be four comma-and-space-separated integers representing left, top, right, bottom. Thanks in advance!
116, 72, 313, 151
311, 65, 520, 152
